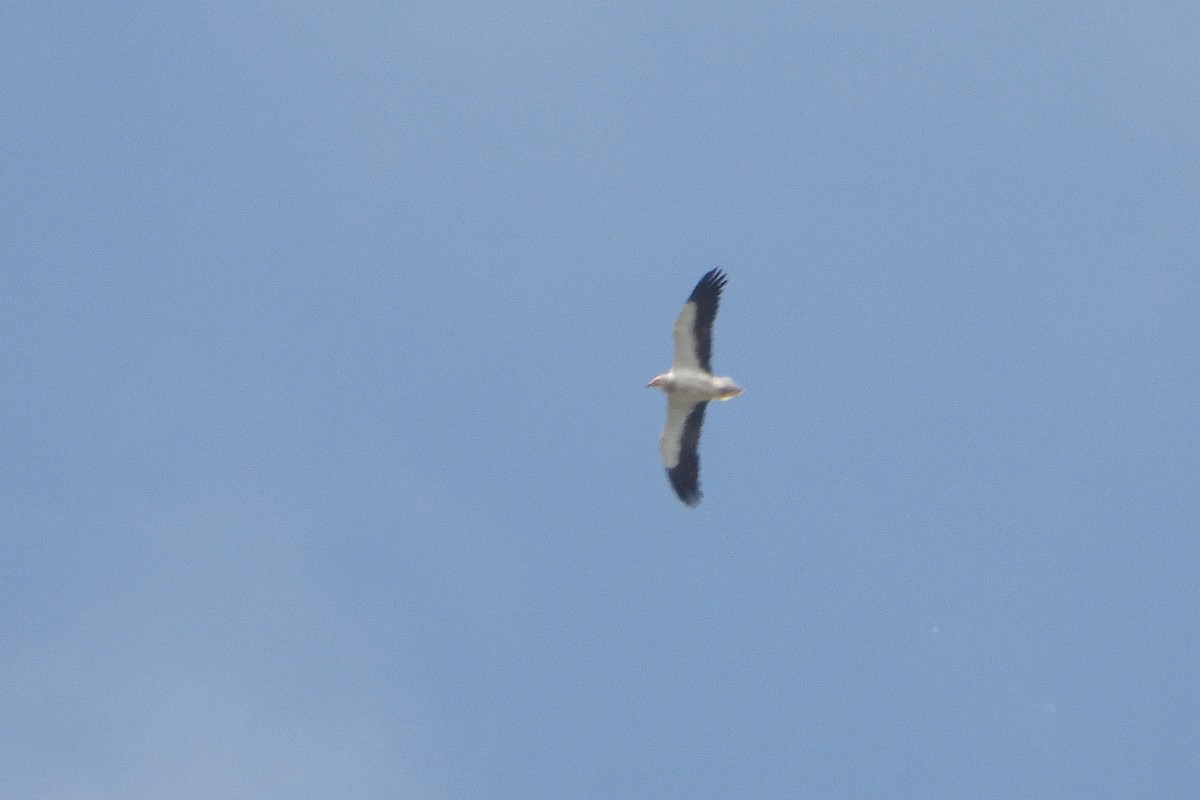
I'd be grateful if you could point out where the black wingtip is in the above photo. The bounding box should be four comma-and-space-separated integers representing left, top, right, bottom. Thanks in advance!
667, 468, 703, 507
688, 269, 727, 303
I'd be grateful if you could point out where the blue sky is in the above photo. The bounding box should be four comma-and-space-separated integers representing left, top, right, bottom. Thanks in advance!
3, 3, 1198, 797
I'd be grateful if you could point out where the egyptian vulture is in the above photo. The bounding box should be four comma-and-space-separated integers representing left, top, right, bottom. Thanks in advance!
647, 269, 743, 506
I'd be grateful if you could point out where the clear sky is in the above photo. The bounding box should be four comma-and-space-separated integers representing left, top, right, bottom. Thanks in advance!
4, 3, 1198, 798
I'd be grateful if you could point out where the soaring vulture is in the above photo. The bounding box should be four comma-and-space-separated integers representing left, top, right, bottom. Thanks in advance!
647, 269, 743, 506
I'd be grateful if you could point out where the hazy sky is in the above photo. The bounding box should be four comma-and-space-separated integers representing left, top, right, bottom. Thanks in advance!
4, 3, 1198, 798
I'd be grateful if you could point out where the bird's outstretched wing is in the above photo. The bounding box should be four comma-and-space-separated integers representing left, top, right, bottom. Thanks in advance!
660, 397, 708, 506
671, 268, 727, 374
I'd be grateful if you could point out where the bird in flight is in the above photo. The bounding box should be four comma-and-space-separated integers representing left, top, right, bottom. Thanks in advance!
647, 269, 743, 506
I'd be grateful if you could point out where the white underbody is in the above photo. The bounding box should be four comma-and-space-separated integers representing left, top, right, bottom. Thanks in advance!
648, 367, 743, 402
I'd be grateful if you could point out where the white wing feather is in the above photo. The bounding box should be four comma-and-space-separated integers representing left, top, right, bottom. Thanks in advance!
670, 302, 702, 372
660, 395, 696, 469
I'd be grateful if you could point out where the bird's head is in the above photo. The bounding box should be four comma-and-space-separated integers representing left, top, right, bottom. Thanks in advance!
647, 374, 673, 392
